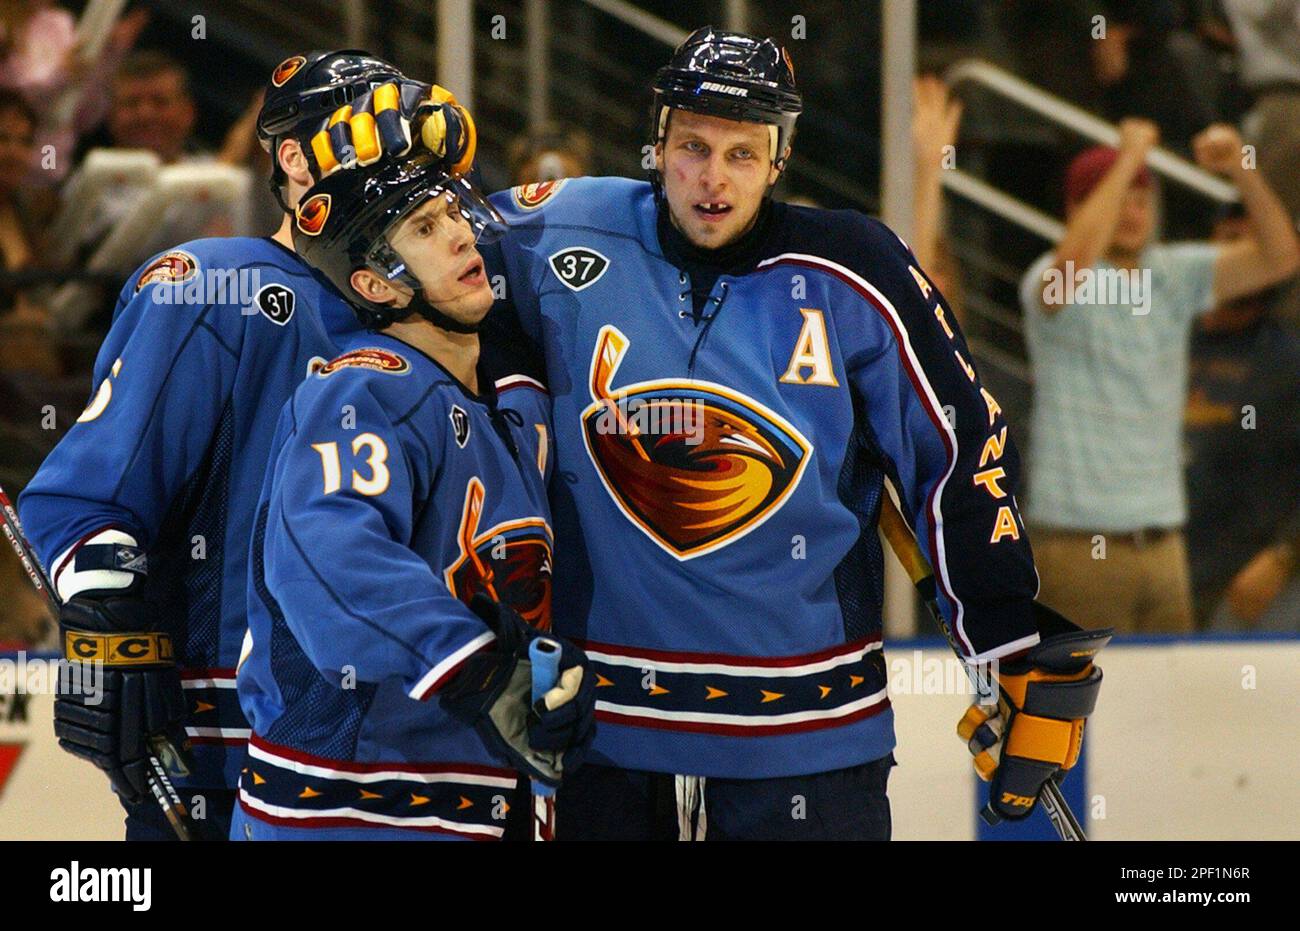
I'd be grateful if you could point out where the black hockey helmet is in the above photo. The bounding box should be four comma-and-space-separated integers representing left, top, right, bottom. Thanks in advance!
651, 27, 802, 171
292, 151, 507, 332
257, 50, 405, 211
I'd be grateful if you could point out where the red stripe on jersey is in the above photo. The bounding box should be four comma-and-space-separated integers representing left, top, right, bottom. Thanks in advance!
595, 695, 890, 737
577, 634, 881, 668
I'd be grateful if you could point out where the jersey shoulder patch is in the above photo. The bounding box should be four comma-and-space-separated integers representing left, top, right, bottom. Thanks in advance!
316, 347, 412, 377
254, 282, 296, 325
495, 176, 649, 223
510, 179, 567, 210
135, 249, 199, 292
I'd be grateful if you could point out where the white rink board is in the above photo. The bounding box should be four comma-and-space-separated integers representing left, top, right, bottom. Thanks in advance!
0, 641, 1296, 840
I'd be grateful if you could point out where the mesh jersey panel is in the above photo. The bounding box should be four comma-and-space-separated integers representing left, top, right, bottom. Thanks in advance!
148, 399, 234, 669
252, 503, 376, 758
833, 393, 887, 645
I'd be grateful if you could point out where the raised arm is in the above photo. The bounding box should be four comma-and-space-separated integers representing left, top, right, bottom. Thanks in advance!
1195, 124, 1300, 305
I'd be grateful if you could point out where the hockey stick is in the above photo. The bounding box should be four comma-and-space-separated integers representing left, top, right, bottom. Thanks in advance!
528, 637, 562, 842
877, 490, 1086, 842
0, 485, 197, 841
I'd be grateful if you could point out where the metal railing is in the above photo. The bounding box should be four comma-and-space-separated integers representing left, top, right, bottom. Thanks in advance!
933, 57, 1247, 376
943, 58, 1240, 220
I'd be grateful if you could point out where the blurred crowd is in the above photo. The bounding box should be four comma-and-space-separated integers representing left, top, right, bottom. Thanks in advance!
0, 0, 1296, 645
911, 0, 1300, 635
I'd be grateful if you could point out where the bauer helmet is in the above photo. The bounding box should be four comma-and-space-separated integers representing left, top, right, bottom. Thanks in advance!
651, 27, 802, 178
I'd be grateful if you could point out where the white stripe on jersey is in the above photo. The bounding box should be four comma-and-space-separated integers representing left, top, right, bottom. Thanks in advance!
583, 639, 881, 678
246, 739, 517, 788
238, 789, 505, 840
408, 630, 497, 700
596, 686, 889, 728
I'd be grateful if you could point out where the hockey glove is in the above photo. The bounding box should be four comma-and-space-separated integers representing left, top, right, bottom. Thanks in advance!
957, 603, 1110, 822
53, 534, 189, 805
441, 595, 595, 787
308, 80, 476, 178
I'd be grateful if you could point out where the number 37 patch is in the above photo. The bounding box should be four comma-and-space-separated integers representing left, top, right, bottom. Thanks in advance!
548, 247, 609, 292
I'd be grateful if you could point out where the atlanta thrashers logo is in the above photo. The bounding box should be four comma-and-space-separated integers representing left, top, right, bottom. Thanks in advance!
581, 325, 811, 559
444, 478, 553, 631
316, 348, 410, 376
295, 193, 331, 236
511, 179, 565, 210
271, 55, 307, 87
135, 250, 198, 292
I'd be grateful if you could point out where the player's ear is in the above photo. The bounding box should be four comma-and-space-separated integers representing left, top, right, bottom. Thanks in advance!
350, 268, 401, 305
278, 138, 312, 189
653, 141, 664, 173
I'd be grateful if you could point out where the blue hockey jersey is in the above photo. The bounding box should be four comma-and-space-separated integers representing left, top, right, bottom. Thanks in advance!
18, 236, 360, 789
235, 331, 554, 840
483, 177, 1042, 779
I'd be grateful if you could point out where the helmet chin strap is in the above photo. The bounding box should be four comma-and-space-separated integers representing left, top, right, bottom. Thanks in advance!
397, 291, 482, 334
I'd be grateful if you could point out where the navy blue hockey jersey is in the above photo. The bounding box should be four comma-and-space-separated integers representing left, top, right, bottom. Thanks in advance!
19, 237, 360, 789
483, 177, 1041, 779
235, 332, 554, 840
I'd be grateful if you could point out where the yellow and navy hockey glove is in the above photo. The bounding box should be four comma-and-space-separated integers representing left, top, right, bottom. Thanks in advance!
957, 603, 1110, 822
309, 79, 477, 178
54, 534, 191, 805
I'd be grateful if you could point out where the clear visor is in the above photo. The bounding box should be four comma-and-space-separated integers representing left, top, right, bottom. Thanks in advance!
365, 176, 507, 289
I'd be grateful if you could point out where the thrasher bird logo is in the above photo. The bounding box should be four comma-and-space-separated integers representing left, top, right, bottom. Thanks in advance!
295, 193, 331, 236
511, 179, 565, 210
134, 250, 198, 292
271, 55, 307, 87
316, 347, 410, 377
581, 326, 811, 559
444, 478, 553, 631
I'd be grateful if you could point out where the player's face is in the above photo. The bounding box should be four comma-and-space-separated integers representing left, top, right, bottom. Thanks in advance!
658, 110, 781, 249
387, 191, 494, 324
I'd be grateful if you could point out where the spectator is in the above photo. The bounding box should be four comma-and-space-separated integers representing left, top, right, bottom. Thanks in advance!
0, 1, 147, 184
60, 49, 221, 318
911, 74, 965, 322
1093, 2, 1221, 151
1018, 118, 1299, 633
0, 90, 36, 303
0, 90, 59, 377
998, 1, 1218, 152
1185, 207, 1300, 630
1220, 0, 1300, 327
506, 121, 591, 185
104, 48, 202, 164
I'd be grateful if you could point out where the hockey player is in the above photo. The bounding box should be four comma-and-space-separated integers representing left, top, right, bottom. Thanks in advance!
17, 50, 475, 840
232, 151, 595, 841
314, 28, 1107, 840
